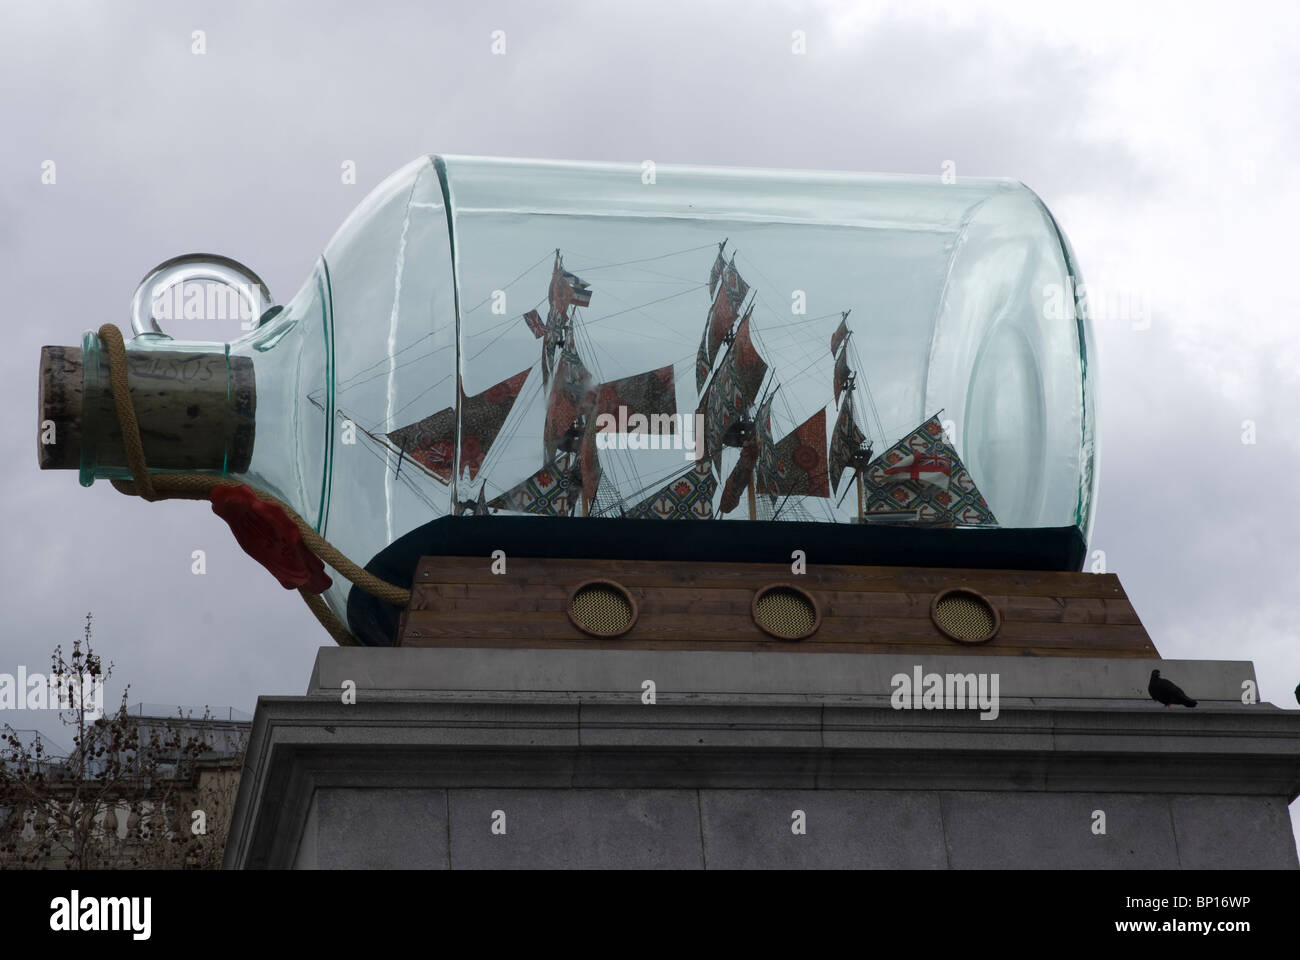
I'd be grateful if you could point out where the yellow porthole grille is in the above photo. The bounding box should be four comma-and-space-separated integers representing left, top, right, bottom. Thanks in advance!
931, 590, 999, 644
752, 585, 819, 640
568, 581, 635, 638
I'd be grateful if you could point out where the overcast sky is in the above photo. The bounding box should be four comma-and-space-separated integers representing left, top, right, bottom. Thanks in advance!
2, 0, 1297, 851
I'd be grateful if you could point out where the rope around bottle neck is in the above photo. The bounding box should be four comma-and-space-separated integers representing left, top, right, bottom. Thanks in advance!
97, 323, 413, 647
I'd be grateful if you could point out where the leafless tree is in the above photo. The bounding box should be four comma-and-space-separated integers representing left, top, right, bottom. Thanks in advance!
0, 614, 243, 869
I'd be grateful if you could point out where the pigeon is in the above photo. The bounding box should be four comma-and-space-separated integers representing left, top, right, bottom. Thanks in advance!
1149, 669, 1196, 708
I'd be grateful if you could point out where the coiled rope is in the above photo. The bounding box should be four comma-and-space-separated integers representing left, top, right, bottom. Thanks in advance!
98, 323, 412, 646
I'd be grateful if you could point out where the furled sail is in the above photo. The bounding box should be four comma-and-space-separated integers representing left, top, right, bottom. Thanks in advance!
387, 367, 531, 482
862, 415, 997, 525
624, 462, 717, 520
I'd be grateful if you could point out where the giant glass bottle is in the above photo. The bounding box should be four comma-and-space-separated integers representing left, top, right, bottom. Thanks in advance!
39, 155, 1098, 645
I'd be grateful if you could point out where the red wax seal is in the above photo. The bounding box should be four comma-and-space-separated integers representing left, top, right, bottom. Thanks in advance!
210, 485, 332, 594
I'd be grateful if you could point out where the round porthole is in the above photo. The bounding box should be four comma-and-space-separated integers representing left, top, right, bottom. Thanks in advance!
567, 580, 637, 638
931, 588, 1000, 644
752, 584, 820, 640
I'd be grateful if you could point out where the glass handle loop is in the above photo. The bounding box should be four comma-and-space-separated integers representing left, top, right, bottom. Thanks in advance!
129, 254, 275, 337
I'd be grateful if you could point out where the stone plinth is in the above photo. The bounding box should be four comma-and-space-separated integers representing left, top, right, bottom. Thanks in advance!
224, 648, 1300, 869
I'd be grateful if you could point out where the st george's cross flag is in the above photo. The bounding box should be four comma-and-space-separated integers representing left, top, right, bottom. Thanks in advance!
880, 451, 952, 489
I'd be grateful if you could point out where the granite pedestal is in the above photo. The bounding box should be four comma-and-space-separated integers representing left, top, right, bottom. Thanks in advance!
224, 648, 1300, 869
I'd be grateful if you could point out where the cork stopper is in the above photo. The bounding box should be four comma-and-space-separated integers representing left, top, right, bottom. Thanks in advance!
38, 342, 256, 475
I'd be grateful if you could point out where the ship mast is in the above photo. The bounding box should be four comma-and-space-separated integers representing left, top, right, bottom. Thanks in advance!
826, 311, 872, 520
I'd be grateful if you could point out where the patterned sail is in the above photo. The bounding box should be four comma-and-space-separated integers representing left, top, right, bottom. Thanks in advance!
594, 365, 677, 433
386, 410, 454, 480
703, 308, 767, 465
387, 367, 530, 482
541, 305, 564, 386
487, 460, 577, 517
719, 436, 758, 515
833, 347, 852, 408
707, 243, 727, 298
770, 408, 830, 498
522, 309, 546, 339
830, 312, 851, 357
542, 254, 591, 384
862, 416, 997, 525
578, 419, 602, 507
754, 394, 780, 504
694, 256, 748, 392
575, 363, 678, 511
544, 328, 596, 459
400, 244, 999, 529
720, 255, 749, 310
828, 396, 866, 496
695, 286, 739, 391
624, 462, 716, 520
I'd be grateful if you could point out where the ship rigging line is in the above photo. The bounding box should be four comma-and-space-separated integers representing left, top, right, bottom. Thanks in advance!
847, 334, 887, 445
330, 253, 554, 394
750, 309, 846, 331
335, 292, 546, 408
747, 323, 839, 524
572, 316, 647, 503
375, 244, 715, 505
461, 250, 556, 315
358, 245, 872, 522
565, 242, 721, 273
466, 373, 547, 486
580, 283, 707, 325
382, 294, 550, 426
310, 394, 452, 505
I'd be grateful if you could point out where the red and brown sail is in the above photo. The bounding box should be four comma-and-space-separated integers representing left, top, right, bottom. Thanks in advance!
543, 328, 596, 460
719, 435, 759, 515
830, 311, 851, 358
703, 308, 767, 467
769, 408, 830, 499
828, 395, 866, 495
387, 367, 531, 482
695, 255, 749, 392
